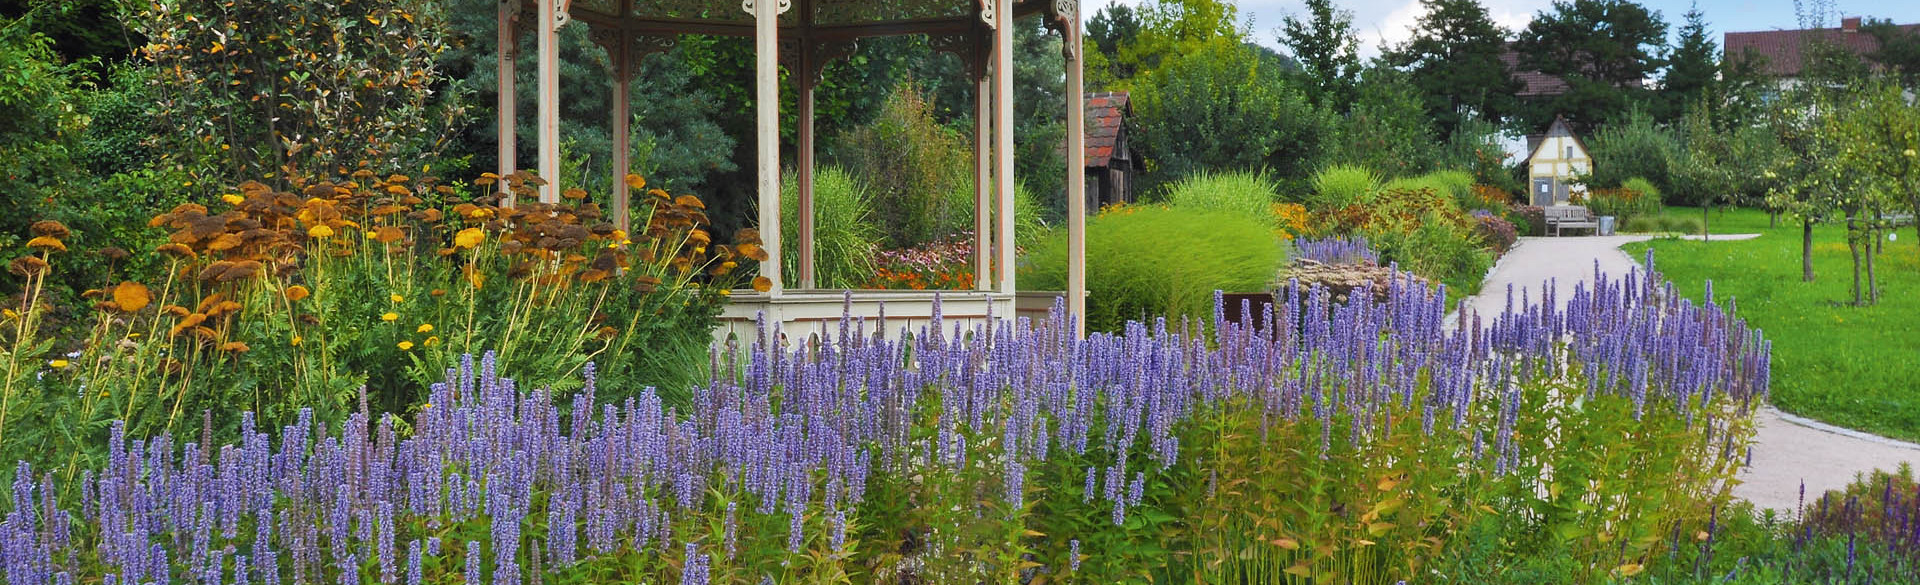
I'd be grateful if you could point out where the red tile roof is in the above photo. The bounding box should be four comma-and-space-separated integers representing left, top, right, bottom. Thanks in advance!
1500, 50, 1569, 97
1084, 92, 1128, 168
1724, 22, 1920, 77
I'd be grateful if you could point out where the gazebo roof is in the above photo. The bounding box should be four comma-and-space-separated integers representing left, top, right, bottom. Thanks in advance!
568, 0, 1061, 38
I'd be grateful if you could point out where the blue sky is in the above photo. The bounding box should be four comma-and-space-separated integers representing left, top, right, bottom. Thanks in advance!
1099, 0, 1920, 59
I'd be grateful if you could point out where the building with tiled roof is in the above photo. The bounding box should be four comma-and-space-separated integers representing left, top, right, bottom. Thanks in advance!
1724, 17, 1920, 81
1082, 92, 1137, 210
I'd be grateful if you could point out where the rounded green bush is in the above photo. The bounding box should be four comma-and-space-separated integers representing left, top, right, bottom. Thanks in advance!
1621, 176, 1663, 201
1022, 206, 1285, 333
1663, 215, 1705, 235
1165, 170, 1280, 218
1621, 215, 1662, 234
1309, 164, 1382, 209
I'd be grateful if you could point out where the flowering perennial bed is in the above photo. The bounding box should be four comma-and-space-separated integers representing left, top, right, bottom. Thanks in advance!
0, 253, 1768, 584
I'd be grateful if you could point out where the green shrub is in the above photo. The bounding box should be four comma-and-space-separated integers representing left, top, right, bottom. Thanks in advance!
1621, 215, 1662, 233
1165, 170, 1280, 218
1132, 38, 1332, 183
1663, 215, 1704, 235
1584, 108, 1681, 198
1384, 170, 1475, 210
1022, 206, 1284, 333
781, 167, 881, 289
834, 82, 975, 247
1621, 176, 1663, 201
1309, 164, 1382, 209
1367, 209, 1494, 297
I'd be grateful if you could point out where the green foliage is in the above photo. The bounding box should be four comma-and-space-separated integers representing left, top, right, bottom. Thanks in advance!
1660, 7, 1721, 122
1327, 68, 1443, 177
1277, 0, 1362, 110
1366, 206, 1494, 298
833, 82, 974, 248
1863, 17, 1920, 89
1382, 0, 1521, 137
1130, 38, 1331, 184
132, 0, 465, 187
1622, 176, 1663, 202
1100, 0, 1250, 90
1164, 169, 1280, 218
1627, 208, 1920, 440
1022, 206, 1284, 333
1385, 170, 1476, 208
781, 167, 880, 289
1584, 109, 1682, 197
1513, 0, 1669, 128
1308, 164, 1383, 209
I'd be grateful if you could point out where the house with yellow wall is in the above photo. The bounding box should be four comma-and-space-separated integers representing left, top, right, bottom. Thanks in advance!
1526, 116, 1592, 206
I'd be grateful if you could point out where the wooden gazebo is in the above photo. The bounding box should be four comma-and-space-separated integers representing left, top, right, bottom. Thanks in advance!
496, 0, 1089, 338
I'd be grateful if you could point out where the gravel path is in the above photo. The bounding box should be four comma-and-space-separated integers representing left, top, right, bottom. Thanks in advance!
1456, 235, 1920, 513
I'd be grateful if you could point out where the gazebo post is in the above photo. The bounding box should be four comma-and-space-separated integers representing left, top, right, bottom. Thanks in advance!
609, 35, 633, 231
1061, 5, 1086, 338
536, 0, 562, 203
753, 0, 783, 297
797, 51, 817, 290
497, 0, 519, 206
973, 34, 992, 292
993, 0, 1015, 295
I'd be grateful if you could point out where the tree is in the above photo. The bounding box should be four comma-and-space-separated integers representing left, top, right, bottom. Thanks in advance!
1384, 0, 1521, 137
1513, 0, 1668, 128
1661, 5, 1718, 122
1837, 81, 1920, 269
1278, 0, 1362, 110
1104, 0, 1249, 90
1582, 109, 1681, 194
1327, 68, 1441, 177
1669, 99, 1736, 239
1130, 38, 1331, 184
1863, 18, 1920, 89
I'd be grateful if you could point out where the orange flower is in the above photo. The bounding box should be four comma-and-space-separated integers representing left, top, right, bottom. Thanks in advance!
284, 285, 311, 301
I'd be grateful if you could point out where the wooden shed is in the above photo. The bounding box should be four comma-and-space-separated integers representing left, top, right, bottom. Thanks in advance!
1083, 91, 1137, 210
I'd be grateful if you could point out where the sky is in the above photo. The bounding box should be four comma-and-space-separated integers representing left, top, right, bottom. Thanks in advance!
1097, 0, 1920, 59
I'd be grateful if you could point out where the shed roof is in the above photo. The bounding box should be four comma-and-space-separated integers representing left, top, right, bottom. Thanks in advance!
1500, 50, 1570, 98
1084, 92, 1129, 168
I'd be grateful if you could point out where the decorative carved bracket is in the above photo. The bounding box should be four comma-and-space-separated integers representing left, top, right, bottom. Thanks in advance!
979, 0, 996, 28
779, 37, 860, 90
741, 0, 792, 15
931, 31, 990, 82
1046, 0, 1080, 60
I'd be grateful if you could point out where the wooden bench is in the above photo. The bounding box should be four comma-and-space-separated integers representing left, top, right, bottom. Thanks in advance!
1546, 205, 1598, 236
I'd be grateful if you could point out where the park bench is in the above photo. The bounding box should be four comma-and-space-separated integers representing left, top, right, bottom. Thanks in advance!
1546, 205, 1598, 237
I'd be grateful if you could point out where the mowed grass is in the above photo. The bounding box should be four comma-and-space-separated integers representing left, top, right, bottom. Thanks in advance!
1625, 207, 1920, 441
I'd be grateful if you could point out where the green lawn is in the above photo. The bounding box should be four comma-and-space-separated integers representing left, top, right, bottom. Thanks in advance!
1625, 207, 1920, 441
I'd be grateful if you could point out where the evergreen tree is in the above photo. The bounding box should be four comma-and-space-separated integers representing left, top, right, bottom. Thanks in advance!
1863, 18, 1920, 89
1278, 0, 1362, 110
1661, 5, 1718, 122
1514, 0, 1668, 128
1382, 0, 1520, 137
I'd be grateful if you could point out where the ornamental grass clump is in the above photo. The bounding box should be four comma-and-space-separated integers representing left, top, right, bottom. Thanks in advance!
0, 171, 747, 479
0, 250, 1767, 584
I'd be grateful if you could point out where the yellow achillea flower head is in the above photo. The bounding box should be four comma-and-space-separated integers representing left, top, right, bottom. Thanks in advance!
455, 228, 485, 249
222, 194, 244, 206
390, 294, 405, 303
49, 359, 69, 369
416, 324, 433, 334
381, 312, 399, 322
308, 225, 335, 238
397, 341, 415, 351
